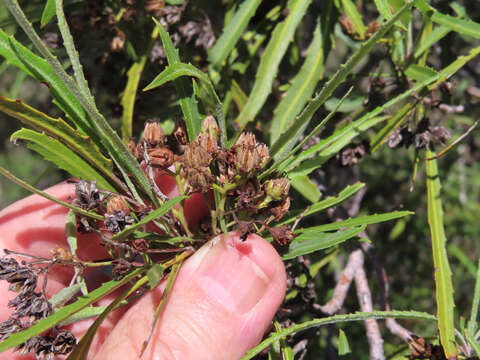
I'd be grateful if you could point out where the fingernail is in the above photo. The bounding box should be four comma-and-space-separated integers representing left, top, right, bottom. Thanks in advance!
195, 236, 270, 313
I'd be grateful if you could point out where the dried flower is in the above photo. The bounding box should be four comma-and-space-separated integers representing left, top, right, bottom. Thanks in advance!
111, 30, 126, 52
112, 259, 133, 280
234, 132, 270, 175
340, 16, 355, 36
268, 225, 295, 245
414, 131, 431, 149
185, 167, 213, 192
237, 221, 256, 241
105, 211, 134, 233
270, 197, 291, 221
265, 178, 290, 201
107, 196, 130, 214
365, 21, 380, 38
201, 115, 219, 140
73, 181, 103, 210
339, 143, 368, 166
52, 331, 76, 355
430, 126, 451, 144
0, 318, 23, 340
184, 140, 212, 168
174, 122, 188, 145
143, 122, 166, 147
148, 147, 174, 168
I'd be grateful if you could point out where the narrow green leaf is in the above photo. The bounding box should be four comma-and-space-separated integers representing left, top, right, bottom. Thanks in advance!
0, 165, 104, 220
341, 0, 366, 38
54, 0, 94, 106
235, 0, 312, 129
58, 305, 107, 326
283, 226, 366, 260
112, 196, 187, 241
0, 269, 144, 352
287, 116, 388, 178
467, 259, 480, 334
65, 210, 78, 256
40, 0, 55, 27
429, 8, 480, 39
145, 61, 226, 146
67, 275, 148, 360
280, 182, 365, 225
374, 0, 393, 20
338, 329, 351, 355
240, 310, 436, 359
270, 23, 324, 145
269, 1, 413, 158
405, 63, 438, 82
3, 0, 157, 204
296, 211, 414, 233
147, 263, 166, 289
414, 25, 450, 59
0, 96, 117, 187
370, 103, 413, 153
231, 79, 248, 112
291, 175, 322, 203
208, 0, 263, 67
153, 18, 201, 142
0, 30, 92, 137
49, 284, 81, 309
11, 128, 115, 191
425, 149, 456, 358
121, 58, 148, 140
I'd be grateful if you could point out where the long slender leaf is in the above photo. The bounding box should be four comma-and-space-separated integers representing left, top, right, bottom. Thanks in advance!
370, 103, 413, 153
235, 0, 312, 129
280, 182, 365, 225
0, 96, 118, 187
468, 259, 480, 334
269, 1, 413, 158
290, 175, 321, 203
11, 128, 115, 191
0, 29, 92, 137
341, 0, 366, 38
208, 0, 262, 67
0, 165, 103, 220
40, 0, 55, 27
112, 196, 187, 241
67, 275, 149, 360
144, 61, 226, 145
286, 116, 388, 178
270, 23, 324, 145
240, 311, 436, 359
0, 269, 144, 352
3, 0, 157, 204
153, 18, 201, 142
297, 211, 414, 233
283, 226, 366, 260
425, 148, 456, 358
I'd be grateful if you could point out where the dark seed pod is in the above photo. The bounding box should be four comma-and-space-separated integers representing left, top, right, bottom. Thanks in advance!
148, 147, 174, 168
143, 122, 166, 147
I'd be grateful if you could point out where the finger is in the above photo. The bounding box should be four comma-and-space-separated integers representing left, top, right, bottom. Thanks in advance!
94, 233, 286, 360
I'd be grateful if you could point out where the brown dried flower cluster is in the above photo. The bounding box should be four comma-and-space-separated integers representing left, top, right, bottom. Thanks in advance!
0, 258, 76, 359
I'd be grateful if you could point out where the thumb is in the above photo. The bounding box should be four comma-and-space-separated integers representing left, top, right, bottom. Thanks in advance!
94, 233, 286, 360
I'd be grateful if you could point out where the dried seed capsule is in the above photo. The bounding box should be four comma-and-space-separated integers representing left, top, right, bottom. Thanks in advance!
197, 133, 218, 154
174, 121, 188, 145
268, 225, 295, 245
52, 331, 76, 355
270, 196, 291, 221
201, 115, 219, 140
148, 147, 174, 168
106, 196, 130, 214
265, 178, 290, 201
234, 132, 270, 175
184, 141, 212, 168
50, 247, 73, 262
185, 167, 213, 192
143, 122, 166, 147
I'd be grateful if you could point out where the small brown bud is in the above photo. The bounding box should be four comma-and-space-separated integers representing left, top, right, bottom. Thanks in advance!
197, 133, 218, 154
148, 147, 174, 168
270, 196, 290, 221
145, 0, 165, 15
50, 247, 73, 262
365, 21, 380, 38
201, 115, 219, 140
340, 16, 355, 36
265, 178, 290, 200
143, 122, 166, 147
111, 30, 126, 52
174, 122, 188, 145
184, 141, 212, 168
106, 196, 130, 214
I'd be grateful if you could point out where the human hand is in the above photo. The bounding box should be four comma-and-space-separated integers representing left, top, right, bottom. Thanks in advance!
0, 182, 286, 360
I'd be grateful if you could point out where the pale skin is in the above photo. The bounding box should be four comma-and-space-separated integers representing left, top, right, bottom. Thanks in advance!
0, 180, 286, 360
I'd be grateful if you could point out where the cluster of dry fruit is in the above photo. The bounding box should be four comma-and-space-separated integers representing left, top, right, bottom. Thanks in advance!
125, 115, 295, 244
0, 258, 76, 360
